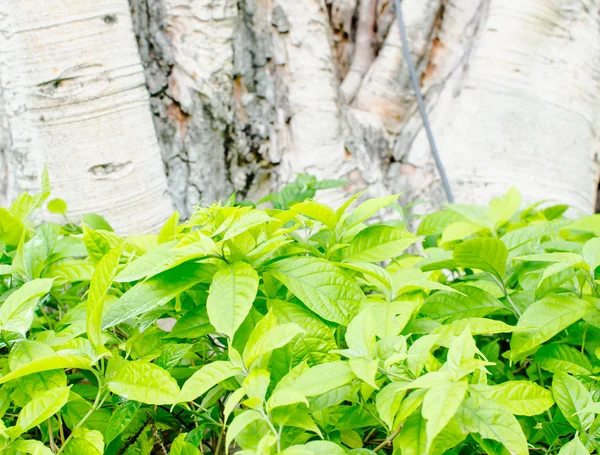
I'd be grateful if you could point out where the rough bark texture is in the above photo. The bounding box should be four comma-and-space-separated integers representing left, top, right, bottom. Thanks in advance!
2, 0, 599, 226
0, 0, 172, 233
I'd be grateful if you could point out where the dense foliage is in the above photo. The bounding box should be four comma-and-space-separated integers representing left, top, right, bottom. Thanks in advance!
2, 175, 600, 454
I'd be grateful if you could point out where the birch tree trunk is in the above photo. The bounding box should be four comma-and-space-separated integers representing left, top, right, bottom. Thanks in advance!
1, 0, 599, 228
0, 0, 172, 233
129, 0, 600, 217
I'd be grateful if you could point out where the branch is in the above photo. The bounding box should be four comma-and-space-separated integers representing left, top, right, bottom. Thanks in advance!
373, 424, 403, 453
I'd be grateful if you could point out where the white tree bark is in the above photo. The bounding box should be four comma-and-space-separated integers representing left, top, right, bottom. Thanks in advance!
389, 0, 600, 214
0, 0, 172, 233
2, 0, 598, 222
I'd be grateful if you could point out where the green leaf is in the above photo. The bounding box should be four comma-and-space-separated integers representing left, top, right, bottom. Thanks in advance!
47, 198, 67, 215
398, 411, 427, 455
0, 278, 53, 335
421, 284, 505, 322
207, 262, 259, 338
225, 410, 262, 449
342, 225, 418, 263
267, 257, 363, 324
501, 220, 569, 251
0, 208, 24, 246
178, 361, 243, 402
510, 294, 593, 358
422, 381, 468, 450
107, 359, 180, 405
376, 381, 408, 430
341, 194, 400, 230
552, 372, 593, 432
9, 439, 54, 455
293, 361, 355, 397
16, 386, 70, 434
0, 354, 92, 385
43, 260, 95, 285
105, 400, 141, 444
456, 398, 528, 455
345, 309, 376, 358
80, 213, 113, 231
102, 263, 210, 329
242, 319, 304, 368
158, 211, 180, 244
534, 344, 593, 376
453, 237, 508, 280
116, 234, 216, 282
418, 210, 466, 236
489, 187, 521, 226
291, 200, 337, 230
82, 225, 122, 262
86, 247, 121, 349
62, 428, 104, 455
269, 300, 338, 366
470, 381, 554, 416
166, 305, 214, 339
558, 437, 590, 455
583, 237, 600, 274
169, 433, 201, 455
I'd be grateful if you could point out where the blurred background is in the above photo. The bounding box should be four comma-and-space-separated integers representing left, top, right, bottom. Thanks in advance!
0, 0, 599, 233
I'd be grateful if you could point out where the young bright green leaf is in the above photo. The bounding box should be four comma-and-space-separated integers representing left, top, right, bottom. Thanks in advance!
269, 300, 338, 366
16, 386, 70, 434
398, 411, 427, 455
290, 200, 337, 230
552, 372, 594, 432
62, 428, 104, 455
170, 433, 201, 455
225, 410, 262, 450
456, 398, 528, 455
47, 198, 67, 215
267, 388, 309, 412
376, 381, 408, 430
86, 247, 121, 349
418, 210, 467, 236
267, 257, 363, 324
453, 237, 508, 280
510, 294, 593, 358
0, 278, 53, 335
82, 224, 122, 262
107, 360, 180, 405
166, 305, 214, 339
583, 237, 600, 274
0, 208, 24, 246
345, 309, 376, 358
421, 284, 505, 322
342, 225, 418, 263
158, 211, 180, 244
9, 439, 54, 455
102, 263, 210, 329
178, 361, 243, 403
422, 381, 468, 450
341, 194, 400, 230
557, 437, 590, 455
293, 361, 355, 397
348, 357, 379, 389
489, 187, 521, 226
207, 262, 258, 338
534, 344, 593, 376
0, 354, 92, 385
470, 381, 554, 416
242, 321, 304, 368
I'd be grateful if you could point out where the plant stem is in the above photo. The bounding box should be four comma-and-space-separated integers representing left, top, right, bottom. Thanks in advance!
57, 372, 107, 454
493, 276, 521, 317
373, 424, 404, 453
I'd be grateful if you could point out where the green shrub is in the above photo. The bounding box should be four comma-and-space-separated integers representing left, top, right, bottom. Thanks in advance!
1, 178, 600, 454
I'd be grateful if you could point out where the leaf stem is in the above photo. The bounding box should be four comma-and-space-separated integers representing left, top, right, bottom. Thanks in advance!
373, 424, 403, 453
